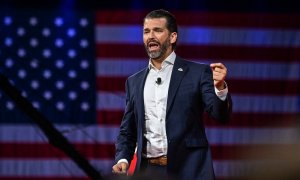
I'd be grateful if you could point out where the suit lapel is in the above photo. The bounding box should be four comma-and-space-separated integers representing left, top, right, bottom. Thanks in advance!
166, 57, 188, 115
136, 68, 149, 123
135, 67, 149, 170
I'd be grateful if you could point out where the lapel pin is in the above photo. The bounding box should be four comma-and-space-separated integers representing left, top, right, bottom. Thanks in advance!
178, 68, 183, 72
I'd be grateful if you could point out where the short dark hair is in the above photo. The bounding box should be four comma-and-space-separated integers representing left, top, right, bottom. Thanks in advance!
144, 9, 178, 49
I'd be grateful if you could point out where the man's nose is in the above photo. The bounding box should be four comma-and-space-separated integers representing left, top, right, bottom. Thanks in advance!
148, 31, 155, 38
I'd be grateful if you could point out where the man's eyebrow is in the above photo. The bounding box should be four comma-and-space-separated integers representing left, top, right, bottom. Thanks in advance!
143, 27, 164, 30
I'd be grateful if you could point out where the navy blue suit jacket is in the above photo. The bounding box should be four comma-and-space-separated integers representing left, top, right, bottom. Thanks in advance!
115, 56, 232, 180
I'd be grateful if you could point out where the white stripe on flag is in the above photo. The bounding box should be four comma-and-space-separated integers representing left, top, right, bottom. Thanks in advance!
206, 127, 300, 145
227, 62, 300, 80
96, 25, 300, 47
0, 125, 119, 143
213, 160, 256, 177
97, 92, 300, 113
97, 59, 300, 80
0, 159, 114, 176
232, 95, 299, 113
97, 91, 126, 110
97, 58, 147, 77
1, 125, 300, 145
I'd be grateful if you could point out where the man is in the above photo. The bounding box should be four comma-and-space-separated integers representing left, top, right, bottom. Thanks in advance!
112, 9, 232, 179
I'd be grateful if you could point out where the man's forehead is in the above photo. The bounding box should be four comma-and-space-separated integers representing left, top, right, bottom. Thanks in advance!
143, 18, 167, 28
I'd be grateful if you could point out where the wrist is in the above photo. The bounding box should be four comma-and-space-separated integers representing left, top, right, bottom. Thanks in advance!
216, 82, 226, 90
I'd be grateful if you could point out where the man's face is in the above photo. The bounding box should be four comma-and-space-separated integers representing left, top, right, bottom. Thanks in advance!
143, 18, 176, 60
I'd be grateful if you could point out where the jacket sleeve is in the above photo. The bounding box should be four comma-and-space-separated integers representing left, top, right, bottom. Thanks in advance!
200, 65, 232, 123
115, 79, 137, 164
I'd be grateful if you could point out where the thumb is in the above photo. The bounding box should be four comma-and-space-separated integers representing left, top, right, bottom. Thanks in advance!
120, 163, 128, 173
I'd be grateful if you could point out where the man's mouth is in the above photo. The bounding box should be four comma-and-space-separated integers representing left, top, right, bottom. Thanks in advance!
148, 41, 160, 51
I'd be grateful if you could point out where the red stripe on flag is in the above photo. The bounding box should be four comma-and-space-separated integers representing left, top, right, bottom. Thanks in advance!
211, 144, 300, 160
4, 142, 296, 162
227, 79, 300, 95
97, 110, 300, 128
0, 143, 115, 159
0, 178, 88, 180
97, 77, 126, 92
97, 77, 300, 95
97, 110, 123, 125
96, 11, 300, 29
204, 113, 300, 127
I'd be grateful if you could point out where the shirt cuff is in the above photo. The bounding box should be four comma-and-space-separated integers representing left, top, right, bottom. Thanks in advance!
117, 159, 129, 165
214, 82, 228, 101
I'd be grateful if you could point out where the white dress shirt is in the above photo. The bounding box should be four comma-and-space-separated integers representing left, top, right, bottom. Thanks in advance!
143, 52, 176, 158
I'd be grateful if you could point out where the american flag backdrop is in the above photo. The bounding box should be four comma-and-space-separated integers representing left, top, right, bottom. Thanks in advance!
1, 5, 300, 180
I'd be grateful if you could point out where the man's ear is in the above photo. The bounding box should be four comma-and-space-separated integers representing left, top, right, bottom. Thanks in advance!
170, 32, 177, 44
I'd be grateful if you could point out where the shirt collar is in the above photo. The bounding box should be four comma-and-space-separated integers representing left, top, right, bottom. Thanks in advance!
148, 51, 176, 70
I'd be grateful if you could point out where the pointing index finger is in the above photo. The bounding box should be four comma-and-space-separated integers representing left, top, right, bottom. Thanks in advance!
210, 63, 224, 68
